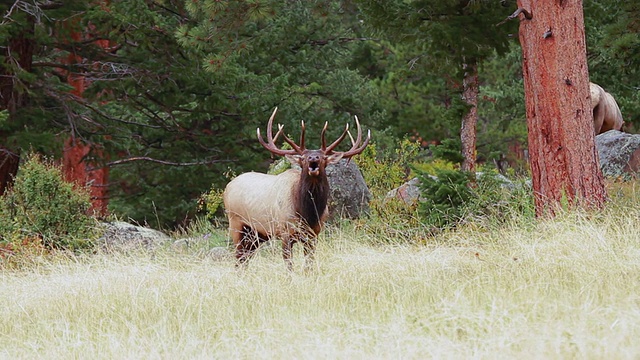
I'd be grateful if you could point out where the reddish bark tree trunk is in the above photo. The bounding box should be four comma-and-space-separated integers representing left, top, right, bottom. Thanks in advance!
461, 61, 479, 174
0, 18, 34, 113
0, 5, 110, 213
0, 148, 19, 195
517, 0, 606, 216
63, 138, 109, 216
60, 26, 110, 216
0, 15, 36, 194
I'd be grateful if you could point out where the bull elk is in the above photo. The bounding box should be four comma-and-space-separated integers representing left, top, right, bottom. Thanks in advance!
223, 108, 370, 270
590, 82, 624, 134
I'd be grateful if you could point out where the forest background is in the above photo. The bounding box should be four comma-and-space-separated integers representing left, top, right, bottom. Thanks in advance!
1, 0, 638, 229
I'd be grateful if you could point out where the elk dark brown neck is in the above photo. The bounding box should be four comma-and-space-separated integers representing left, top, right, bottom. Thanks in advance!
295, 169, 330, 234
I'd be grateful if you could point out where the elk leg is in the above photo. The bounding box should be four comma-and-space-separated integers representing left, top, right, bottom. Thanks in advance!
235, 225, 266, 266
282, 237, 294, 271
303, 237, 317, 272
229, 222, 247, 266
593, 104, 604, 134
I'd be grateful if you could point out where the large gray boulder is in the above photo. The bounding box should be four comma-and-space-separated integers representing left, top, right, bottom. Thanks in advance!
97, 221, 170, 251
596, 130, 640, 177
326, 159, 371, 219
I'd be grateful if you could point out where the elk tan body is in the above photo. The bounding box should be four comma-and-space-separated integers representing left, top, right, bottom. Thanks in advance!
224, 169, 319, 242
223, 108, 369, 270
590, 82, 623, 134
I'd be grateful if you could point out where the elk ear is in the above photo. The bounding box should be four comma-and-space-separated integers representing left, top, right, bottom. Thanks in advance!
326, 152, 344, 165
285, 154, 303, 166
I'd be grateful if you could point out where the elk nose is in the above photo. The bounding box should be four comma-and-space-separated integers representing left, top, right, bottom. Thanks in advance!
308, 154, 321, 162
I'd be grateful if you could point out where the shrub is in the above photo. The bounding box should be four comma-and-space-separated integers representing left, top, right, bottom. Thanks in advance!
352, 139, 427, 241
414, 138, 535, 232
0, 154, 98, 251
355, 139, 420, 195
417, 168, 473, 229
354, 138, 421, 219
467, 171, 535, 224
416, 166, 535, 231
199, 186, 225, 221
199, 166, 239, 222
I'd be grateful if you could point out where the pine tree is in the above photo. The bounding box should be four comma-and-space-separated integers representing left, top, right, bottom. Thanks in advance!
1, 1, 383, 227
517, 0, 606, 216
355, 0, 519, 173
0, 1, 89, 193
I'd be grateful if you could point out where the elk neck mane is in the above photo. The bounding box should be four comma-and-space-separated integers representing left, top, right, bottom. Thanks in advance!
293, 170, 330, 233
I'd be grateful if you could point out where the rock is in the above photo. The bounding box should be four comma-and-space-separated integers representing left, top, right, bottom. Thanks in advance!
596, 130, 640, 177
326, 159, 371, 219
476, 171, 516, 190
97, 221, 170, 251
208, 246, 234, 261
385, 177, 424, 205
171, 236, 234, 261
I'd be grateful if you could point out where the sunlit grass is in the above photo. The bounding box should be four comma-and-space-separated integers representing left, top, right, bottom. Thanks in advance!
1, 184, 640, 358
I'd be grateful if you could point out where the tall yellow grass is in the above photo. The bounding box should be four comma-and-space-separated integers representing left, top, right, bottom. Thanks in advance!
1, 204, 640, 359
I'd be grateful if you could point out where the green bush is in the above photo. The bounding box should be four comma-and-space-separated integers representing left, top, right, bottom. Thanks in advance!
469, 171, 535, 222
355, 139, 419, 196
0, 154, 98, 251
414, 139, 535, 232
417, 166, 535, 231
417, 168, 474, 229
352, 139, 427, 241
199, 186, 225, 221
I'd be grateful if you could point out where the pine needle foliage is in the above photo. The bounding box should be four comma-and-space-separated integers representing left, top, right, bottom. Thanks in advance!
0, 154, 98, 251
416, 140, 535, 232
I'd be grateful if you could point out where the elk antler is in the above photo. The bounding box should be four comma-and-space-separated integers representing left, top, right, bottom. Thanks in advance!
258, 108, 370, 158
257, 107, 304, 156
325, 115, 371, 158
322, 122, 349, 153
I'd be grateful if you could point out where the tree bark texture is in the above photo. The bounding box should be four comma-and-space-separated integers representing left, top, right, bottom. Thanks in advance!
0, 149, 19, 195
63, 138, 109, 216
0, 18, 35, 113
0, 15, 35, 193
461, 61, 478, 174
517, 0, 606, 217
60, 25, 110, 216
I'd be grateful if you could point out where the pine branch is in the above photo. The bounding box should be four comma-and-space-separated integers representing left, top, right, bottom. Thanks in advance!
104, 157, 227, 167
36, 1, 63, 10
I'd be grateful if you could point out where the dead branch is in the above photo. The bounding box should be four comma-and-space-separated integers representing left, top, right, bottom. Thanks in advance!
496, 7, 533, 26
2, 0, 64, 25
104, 157, 227, 168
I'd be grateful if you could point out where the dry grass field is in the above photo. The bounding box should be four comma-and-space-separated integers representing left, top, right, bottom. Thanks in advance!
1, 187, 640, 359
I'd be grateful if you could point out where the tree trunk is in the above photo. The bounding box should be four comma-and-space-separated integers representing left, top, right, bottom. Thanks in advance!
60, 26, 110, 216
0, 15, 35, 193
517, 0, 606, 217
0, 148, 19, 195
460, 60, 478, 174
0, 19, 35, 113
63, 138, 109, 216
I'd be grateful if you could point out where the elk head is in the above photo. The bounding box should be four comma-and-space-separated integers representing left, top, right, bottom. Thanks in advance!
256, 107, 371, 177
